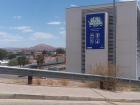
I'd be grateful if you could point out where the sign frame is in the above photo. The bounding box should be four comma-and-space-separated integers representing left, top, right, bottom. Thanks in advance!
85, 12, 108, 50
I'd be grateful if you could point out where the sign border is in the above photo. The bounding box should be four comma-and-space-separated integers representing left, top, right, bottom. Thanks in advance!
85, 12, 108, 50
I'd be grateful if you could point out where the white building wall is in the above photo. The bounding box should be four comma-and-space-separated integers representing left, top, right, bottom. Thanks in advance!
66, 8, 82, 73
116, 1, 137, 79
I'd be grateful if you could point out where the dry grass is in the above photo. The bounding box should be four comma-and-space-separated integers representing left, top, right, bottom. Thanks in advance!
0, 77, 139, 91
0, 64, 139, 91
32, 78, 70, 87
90, 63, 117, 76
27, 78, 140, 91
33, 78, 42, 85
46, 79, 54, 86
58, 79, 69, 86
88, 63, 140, 91
89, 63, 118, 90
116, 82, 140, 91
80, 81, 98, 88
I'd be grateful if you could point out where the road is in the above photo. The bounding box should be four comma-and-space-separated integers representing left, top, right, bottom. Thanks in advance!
0, 100, 139, 105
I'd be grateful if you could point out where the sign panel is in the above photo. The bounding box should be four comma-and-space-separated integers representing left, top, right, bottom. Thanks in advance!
85, 13, 107, 49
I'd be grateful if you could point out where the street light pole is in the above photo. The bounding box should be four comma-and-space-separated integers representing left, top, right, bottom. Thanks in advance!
113, 0, 116, 66
113, 0, 117, 90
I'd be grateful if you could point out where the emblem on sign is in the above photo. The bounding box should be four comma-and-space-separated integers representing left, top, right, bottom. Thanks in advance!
88, 17, 103, 27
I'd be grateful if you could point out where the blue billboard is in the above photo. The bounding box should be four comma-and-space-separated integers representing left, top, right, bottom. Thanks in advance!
85, 13, 106, 49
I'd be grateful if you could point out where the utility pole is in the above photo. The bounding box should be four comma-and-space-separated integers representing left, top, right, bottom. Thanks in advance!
113, 0, 116, 66
106, 0, 117, 90
112, 0, 117, 91
28, 76, 33, 85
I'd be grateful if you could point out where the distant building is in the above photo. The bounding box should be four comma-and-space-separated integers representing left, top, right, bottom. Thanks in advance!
66, 1, 140, 80
0, 60, 9, 66
21, 49, 32, 56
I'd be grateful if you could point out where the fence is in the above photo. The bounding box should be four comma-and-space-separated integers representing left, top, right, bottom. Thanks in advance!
0, 66, 140, 85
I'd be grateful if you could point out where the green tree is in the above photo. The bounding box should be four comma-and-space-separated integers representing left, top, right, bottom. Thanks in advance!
8, 58, 18, 66
36, 54, 44, 68
7, 53, 16, 59
17, 56, 29, 67
56, 48, 65, 54
16, 52, 24, 56
47, 51, 54, 57
42, 50, 47, 55
0, 49, 8, 60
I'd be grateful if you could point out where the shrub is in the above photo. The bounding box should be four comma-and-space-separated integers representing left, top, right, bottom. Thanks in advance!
8, 58, 18, 66
59, 79, 69, 86
90, 63, 118, 90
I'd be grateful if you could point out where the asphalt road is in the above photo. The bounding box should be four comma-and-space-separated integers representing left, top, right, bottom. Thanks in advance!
0, 100, 139, 105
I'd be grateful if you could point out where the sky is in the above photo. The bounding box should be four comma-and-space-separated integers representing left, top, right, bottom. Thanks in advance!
0, 0, 138, 48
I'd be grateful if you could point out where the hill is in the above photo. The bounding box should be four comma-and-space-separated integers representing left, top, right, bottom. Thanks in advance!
2, 44, 56, 53
30, 44, 56, 51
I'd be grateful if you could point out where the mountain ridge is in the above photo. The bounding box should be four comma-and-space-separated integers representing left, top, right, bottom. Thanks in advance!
2, 43, 57, 52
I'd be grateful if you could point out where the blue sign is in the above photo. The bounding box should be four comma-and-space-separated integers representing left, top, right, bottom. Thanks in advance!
86, 13, 106, 49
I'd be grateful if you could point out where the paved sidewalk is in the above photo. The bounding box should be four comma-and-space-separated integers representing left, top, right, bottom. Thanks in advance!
0, 83, 140, 102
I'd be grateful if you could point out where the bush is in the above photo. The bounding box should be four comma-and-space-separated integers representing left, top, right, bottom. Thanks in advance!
81, 81, 98, 88
7, 53, 16, 59
56, 48, 65, 54
8, 58, 18, 66
59, 79, 69, 86
0, 49, 8, 60
90, 63, 118, 90
17, 56, 29, 66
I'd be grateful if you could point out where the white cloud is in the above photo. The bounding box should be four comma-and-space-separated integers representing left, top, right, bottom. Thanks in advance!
59, 30, 66, 35
47, 21, 62, 25
59, 30, 66, 39
0, 32, 7, 36
32, 32, 55, 41
13, 16, 22, 20
0, 32, 8, 38
13, 26, 33, 33
70, 4, 78, 7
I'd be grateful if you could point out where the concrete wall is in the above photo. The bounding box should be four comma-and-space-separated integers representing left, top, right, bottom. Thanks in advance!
116, 1, 137, 79
66, 8, 82, 73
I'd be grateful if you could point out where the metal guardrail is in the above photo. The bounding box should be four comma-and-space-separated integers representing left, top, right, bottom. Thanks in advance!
25, 62, 65, 68
0, 66, 140, 84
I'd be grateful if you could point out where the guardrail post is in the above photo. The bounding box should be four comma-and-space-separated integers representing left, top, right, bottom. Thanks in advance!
100, 81, 105, 89
28, 76, 33, 85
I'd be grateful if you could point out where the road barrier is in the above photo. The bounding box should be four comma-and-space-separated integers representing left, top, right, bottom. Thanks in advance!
25, 62, 65, 68
0, 66, 140, 85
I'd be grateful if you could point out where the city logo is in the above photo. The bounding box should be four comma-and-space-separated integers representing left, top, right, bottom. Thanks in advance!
88, 17, 103, 27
